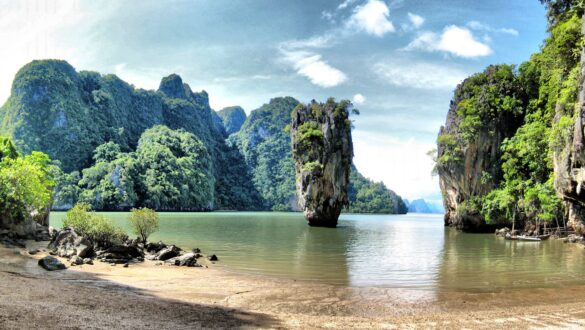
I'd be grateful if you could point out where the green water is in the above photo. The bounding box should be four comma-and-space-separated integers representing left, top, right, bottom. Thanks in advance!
49, 212, 585, 291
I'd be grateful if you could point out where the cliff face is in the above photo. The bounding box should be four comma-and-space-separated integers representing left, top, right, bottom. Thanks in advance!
555, 15, 585, 233
291, 99, 353, 227
437, 66, 525, 232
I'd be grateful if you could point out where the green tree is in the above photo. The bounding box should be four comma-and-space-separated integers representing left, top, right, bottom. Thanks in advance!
0, 147, 54, 226
128, 208, 159, 243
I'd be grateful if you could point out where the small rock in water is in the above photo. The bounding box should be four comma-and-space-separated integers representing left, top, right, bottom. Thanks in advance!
123, 262, 129, 268
207, 254, 218, 261
192, 248, 201, 254
38, 256, 67, 271
28, 249, 40, 255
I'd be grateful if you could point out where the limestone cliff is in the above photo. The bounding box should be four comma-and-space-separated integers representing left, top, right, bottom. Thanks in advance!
555, 14, 585, 233
291, 99, 353, 227
437, 66, 525, 232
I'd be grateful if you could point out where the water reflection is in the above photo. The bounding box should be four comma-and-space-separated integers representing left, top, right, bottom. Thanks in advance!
438, 228, 585, 292
341, 213, 444, 288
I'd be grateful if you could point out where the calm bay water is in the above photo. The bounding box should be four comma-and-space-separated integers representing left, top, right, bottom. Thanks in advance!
49, 212, 585, 292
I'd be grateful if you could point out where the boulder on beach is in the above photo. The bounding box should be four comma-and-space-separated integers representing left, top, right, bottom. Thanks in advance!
38, 256, 67, 271
166, 252, 199, 267
155, 245, 182, 261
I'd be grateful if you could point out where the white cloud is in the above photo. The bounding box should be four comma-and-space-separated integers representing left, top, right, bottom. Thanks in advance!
281, 50, 347, 88
346, 0, 395, 37
353, 93, 366, 104
113, 62, 182, 90
338, 0, 358, 10
467, 21, 519, 36
408, 13, 425, 28
374, 60, 468, 90
353, 131, 439, 200
405, 25, 492, 58
280, 34, 335, 50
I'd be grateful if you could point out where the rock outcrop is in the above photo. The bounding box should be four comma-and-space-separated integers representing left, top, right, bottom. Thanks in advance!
291, 99, 353, 227
44, 227, 212, 268
554, 14, 585, 233
437, 66, 525, 232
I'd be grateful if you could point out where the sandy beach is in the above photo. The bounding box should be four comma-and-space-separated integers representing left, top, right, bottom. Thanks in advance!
2, 242, 585, 329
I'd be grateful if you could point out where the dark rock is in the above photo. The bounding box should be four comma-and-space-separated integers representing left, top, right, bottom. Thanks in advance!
192, 248, 201, 254
74, 237, 93, 258
145, 241, 167, 254
38, 256, 67, 271
167, 253, 198, 267
291, 100, 353, 227
123, 263, 129, 268
155, 245, 181, 261
48, 228, 78, 250
99, 245, 143, 263
28, 249, 40, 255
83, 258, 93, 265
207, 254, 218, 261
69, 256, 83, 266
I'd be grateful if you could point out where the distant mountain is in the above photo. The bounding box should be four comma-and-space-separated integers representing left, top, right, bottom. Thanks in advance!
405, 199, 444, 214
217, 106, 247, 134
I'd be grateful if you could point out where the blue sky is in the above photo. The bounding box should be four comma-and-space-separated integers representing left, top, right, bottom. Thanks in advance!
0, 0, 547, 204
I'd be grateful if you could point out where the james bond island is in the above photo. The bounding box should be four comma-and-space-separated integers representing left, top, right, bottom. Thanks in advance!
291, 99, 354, 227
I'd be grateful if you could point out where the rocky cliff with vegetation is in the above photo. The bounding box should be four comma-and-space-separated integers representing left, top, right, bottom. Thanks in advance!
230, 97, 408, 214
291, 99, 353, 227
437, 0, 584, 232
0, 60, 407, 214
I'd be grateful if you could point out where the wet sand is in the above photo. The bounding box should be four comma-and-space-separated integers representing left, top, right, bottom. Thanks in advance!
3, 242, 585, 329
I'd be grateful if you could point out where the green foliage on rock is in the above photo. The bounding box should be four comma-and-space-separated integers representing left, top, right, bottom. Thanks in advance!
230, 97, 300, 211
128, 208, 159, 243
347, 166, 407, 214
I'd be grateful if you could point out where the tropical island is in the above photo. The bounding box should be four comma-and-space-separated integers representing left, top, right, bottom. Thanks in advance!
3, 0, 585, 329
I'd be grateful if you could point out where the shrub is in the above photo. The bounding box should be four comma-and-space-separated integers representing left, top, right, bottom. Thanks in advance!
64, 203, 126, 247
128, 208, 159, 243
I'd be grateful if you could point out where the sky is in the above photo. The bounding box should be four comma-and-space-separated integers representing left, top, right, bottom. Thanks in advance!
0, 0, 548, 205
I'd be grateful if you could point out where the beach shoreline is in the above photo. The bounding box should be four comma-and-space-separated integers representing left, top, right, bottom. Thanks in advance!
2, 242, 585, 329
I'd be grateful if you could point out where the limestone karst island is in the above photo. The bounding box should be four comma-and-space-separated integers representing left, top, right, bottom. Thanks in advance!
3, 1, 585, 329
